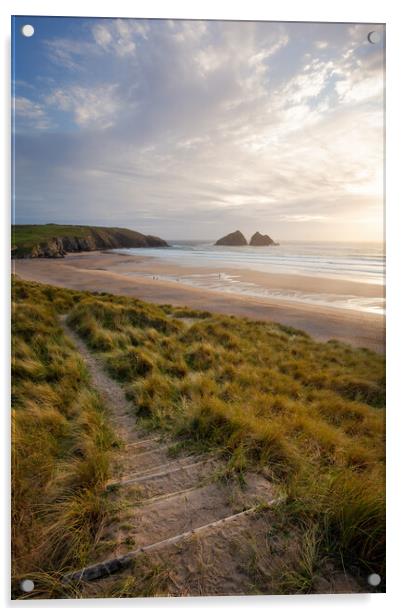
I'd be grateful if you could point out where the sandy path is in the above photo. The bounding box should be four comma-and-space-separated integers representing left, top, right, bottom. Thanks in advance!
60, 315, 140, 444
60, 315, 281, 594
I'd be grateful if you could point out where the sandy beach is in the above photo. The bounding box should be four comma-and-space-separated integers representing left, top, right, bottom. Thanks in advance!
13, 251, 385, 353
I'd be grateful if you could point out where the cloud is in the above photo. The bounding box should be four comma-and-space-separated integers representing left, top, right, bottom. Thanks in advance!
335, 72, 383, 104
44, 18, 147, 72
92, 19, 137, 56
44, 37, 97, 71
13, 96, 52, 130
92, 24, 113, 48
279, 214, 331, 222
46, 84, 123, 128
13, 19, 385, 241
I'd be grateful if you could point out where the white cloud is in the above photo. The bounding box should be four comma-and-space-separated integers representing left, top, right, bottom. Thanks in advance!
92, 24, 113, 48
281, 59, 335, 105
92, 19, 150, 54
14, 20, 385, 241
280, 214, 331, 222
46, 84, 122, 128
45, 38, 96, 71
336, 73, 383, 104
13, 96, 51, 130
45, 19, 140, 71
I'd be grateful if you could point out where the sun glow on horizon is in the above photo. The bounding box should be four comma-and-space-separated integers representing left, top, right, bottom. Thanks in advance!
12, 18, 384, 243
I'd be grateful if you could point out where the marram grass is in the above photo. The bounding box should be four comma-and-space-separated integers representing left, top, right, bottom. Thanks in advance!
11, 280, 119, 597
11, 277, 385, 595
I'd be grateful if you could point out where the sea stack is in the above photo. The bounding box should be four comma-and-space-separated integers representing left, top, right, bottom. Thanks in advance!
249, 232, 279, 246
215, 230, 248, 246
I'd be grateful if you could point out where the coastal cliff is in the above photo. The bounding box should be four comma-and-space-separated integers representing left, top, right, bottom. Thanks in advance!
12, 224, 169, 258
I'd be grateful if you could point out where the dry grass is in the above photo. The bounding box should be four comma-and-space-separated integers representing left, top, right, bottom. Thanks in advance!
12, 277, 385, 594
11, 279, 118, 597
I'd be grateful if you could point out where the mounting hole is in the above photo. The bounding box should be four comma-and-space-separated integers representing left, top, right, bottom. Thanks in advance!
20, 579, 35, 592
367, 31, 380, 44
367, 573, 381, 587
21, 24, 35, 38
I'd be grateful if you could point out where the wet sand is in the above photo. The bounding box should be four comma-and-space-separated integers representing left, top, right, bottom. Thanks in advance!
13, 251, 385, 353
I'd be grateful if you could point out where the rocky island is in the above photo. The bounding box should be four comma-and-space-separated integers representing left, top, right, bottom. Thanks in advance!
12, 224, 169, 258
249, 231, 279, 246
215, 230, 248, 246
215, 230, 279, 246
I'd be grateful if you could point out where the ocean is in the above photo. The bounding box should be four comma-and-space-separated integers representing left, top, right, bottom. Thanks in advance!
113, 241, 385, 315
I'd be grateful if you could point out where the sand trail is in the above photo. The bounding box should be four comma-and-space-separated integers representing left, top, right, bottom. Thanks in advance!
59, 315, 282, 591
58, 315, 363, 596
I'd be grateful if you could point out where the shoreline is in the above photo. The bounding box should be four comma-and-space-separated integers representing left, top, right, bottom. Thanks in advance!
109, 249, 384, 298
13, 251, 385, 353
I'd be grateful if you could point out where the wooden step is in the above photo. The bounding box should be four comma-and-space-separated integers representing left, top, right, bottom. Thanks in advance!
107, 455, 209, 488
118, 457, 220, 500
99, 472, 278, 565
130, 444, 169, 457
122, 445, 171, 472
137, 484, 203, 505
129, 474, 278, 549
63, 497, 283, 584
125, 436, 162, 449
128, 483, 235, 547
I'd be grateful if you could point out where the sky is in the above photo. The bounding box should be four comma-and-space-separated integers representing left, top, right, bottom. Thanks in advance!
12, 17, 385, 241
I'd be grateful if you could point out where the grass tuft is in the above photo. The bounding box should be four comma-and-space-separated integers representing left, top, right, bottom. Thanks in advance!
11, 278, 117, 590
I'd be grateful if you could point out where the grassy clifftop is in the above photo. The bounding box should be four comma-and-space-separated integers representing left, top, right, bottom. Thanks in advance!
12, 224, 168, 257
11, 277, 385, 596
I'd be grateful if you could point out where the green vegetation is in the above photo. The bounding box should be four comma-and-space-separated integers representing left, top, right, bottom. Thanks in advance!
12, 224, 94, 249
11, 223, 167, 257
11, 277, 385, 595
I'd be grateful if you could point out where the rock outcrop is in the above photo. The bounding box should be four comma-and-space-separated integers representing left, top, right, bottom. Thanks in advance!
249, 232, 279, 246
12, 225, 169, 258
215, 230, 248, 246
214, 230, 279, 246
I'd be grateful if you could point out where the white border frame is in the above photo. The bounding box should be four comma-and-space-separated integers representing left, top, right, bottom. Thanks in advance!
1, 1, 401, 614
